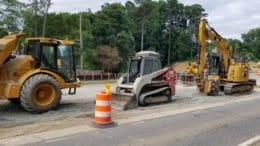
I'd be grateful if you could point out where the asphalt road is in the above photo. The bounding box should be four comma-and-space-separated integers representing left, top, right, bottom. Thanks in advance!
27, 97, 260, 146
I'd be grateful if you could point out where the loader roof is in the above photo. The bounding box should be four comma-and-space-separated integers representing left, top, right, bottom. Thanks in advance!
26, 38, 74, 45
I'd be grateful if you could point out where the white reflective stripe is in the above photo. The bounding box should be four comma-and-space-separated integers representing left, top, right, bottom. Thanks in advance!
95, 111, 111, 117
96, 100, 111, 106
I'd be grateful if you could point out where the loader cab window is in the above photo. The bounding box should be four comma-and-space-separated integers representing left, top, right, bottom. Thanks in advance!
143, 59, 153, 75
153, 59, 161, 72
41, 45, 56, 69
25, 41, 41, 66
142, 58, 161, 75
129, 59, 141, 82
57, 45, 76, 82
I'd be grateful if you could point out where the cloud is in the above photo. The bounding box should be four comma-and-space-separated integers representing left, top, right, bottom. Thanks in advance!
19, 0, 260, 39
49, 0, 129, 12
179, 0, 260, 39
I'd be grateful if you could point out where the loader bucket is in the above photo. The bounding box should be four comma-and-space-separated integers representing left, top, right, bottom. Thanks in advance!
111, 93, 138, 110
0, 33, 25, 66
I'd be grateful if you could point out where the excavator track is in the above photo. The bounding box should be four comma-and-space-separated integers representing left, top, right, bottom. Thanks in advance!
224, 82, 254, 95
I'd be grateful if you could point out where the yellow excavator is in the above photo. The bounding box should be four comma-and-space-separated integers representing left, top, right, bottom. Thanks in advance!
0, 33, 80, 113
197, 19, 256, 95
180, 62, 198, 85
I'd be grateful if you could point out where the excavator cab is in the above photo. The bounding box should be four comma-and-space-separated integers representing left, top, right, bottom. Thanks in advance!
206, 53, 221, 75
25, 38, 77, 83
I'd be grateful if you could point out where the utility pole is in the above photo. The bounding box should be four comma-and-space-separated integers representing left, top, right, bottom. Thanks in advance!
168, 34, 171, 65
42, 0, 51, 37
79, 12, 84, 71
140, 20, 144, 51
34, 0, 38, 37
140, 0, 144, 51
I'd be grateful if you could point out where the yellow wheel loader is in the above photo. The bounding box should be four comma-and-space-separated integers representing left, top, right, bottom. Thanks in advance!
0, 33, 80, 113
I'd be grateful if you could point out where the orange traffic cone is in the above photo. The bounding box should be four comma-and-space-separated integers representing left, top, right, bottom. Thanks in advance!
91, 83, 116, 128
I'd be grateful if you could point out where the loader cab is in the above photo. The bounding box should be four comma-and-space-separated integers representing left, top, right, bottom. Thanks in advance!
25, 38, 77, 82
128, 51, 162, 82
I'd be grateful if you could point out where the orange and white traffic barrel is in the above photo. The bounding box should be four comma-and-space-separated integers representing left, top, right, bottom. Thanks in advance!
91, 83, 116, 128
93, 91, 112, 125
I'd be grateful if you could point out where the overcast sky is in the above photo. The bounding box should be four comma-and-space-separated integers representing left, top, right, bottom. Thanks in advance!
22, 0, 260, 39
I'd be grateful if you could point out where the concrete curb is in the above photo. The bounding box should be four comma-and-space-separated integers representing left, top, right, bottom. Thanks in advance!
238, 135, 260, 146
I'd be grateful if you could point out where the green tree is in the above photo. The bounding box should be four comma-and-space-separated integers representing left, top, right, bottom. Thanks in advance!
228, 39, 243, 54
131, 0, 158, 51
92, 3, 136, 71
96, 46, 122, 72
242, 28, 260, 60
23, 0, 53, 37
18, 0, 208, 71
0, 0, 24, 33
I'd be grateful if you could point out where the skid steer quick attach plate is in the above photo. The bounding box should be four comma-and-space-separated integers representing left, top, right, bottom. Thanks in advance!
111, 93, 137, 110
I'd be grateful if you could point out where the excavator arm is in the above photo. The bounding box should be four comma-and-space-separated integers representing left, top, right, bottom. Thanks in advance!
198, 19, 233, 77
198, 19, 234, 95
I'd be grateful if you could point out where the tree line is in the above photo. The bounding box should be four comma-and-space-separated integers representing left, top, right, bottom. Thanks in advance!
0, 0, 259, 72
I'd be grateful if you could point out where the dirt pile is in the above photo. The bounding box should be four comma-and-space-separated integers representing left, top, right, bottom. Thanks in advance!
173, 62, 193, 73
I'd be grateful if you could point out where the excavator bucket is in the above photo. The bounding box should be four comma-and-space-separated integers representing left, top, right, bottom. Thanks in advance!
0, 33, 25, 66
111, 93, 138, 110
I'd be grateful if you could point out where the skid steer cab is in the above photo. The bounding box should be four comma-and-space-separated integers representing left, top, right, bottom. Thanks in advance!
0, 34, 80, 113
112, 51, 176, 110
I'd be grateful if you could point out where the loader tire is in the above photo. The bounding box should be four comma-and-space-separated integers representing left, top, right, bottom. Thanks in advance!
20, 74, 61, 113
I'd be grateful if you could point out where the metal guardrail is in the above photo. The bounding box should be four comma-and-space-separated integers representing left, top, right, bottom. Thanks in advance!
77, 70, 123, 81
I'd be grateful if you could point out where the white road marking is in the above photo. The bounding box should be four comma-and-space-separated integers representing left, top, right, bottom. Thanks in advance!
238, 135, 260, 146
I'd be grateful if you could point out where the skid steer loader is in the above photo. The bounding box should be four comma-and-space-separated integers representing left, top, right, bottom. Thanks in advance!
0, 33, 80, 113
112, 51, 176, 110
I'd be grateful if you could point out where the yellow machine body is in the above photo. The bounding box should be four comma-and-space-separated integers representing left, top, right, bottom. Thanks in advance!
0, 56, 80, 99
180, 62, 198, 85
186, 63, 198, 75
197, 19, 255, 95
0, 33, 80, 112
227, 62, 249, 82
